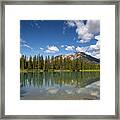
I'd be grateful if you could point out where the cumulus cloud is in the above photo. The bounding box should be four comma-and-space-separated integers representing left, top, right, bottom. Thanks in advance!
45, 45, 59, 53
65, 45, 75, 51
87, 20, 100, 34
88, 45, 100, 58
76, 46, 89, 52
79, 35, 100, 58
66, 20, 100, 43
66, 21, 76, 27
79, 39, 90, 43
76, 35, 100, 59
65, 20, 100, 58
76, 24, 94, 42
76, 45, 100, 59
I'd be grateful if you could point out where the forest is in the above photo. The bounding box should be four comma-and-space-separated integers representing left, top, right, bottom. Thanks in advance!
20, 54, 100, 72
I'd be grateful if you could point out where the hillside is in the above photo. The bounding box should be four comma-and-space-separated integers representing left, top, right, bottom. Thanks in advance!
56, 52, 100, 64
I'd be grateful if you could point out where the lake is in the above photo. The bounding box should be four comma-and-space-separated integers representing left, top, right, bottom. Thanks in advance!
20, 71, 100, 100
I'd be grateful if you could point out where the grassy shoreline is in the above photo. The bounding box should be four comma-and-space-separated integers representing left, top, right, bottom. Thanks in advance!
20, 69, 100, 73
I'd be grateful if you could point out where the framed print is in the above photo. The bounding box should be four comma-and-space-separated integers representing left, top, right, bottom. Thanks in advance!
0, 0, 119, 119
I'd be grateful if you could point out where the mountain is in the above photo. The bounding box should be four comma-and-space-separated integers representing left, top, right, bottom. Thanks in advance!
56, 52, 100, 64
78, 52, 100, 63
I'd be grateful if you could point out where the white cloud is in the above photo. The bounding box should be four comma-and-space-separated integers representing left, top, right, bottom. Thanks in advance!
21, 44, 33, 50
76, 46, 89, 52
66, 21, 76, 27
79, 34, 100, 59
89, 42, 99, 51
87, 20, 100, 33
20, 39, 27, 44
40, 47, 44, 50
66, 20, 100, 43
20, 39, 33, 50
75, 21, 94, 43
89, 35, 100, 52
65, 20, 100, 58
87, 35, 100, 59
79, 39, 90, 43
61, 45, 64, 48
86, 50, 100, 59
65, 45, 75, 51
76, 46, 83, 52
76, 44, 100, 59
95, 35, 100, 41
45, 45, 59, 53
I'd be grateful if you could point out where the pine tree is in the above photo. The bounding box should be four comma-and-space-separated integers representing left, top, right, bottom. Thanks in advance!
63, 58, 67, 70
59, 55, 63, 70
47, 55, 50, 70
20, 53, 100, 71
28, 55, 33, 69
41, 55, 44, 70
24, 55, 27, 69
51, 56, 54, 70
71, 59, 76, 71
44, 56, 48, 71
20, 55, 25, 70
75, 58, 81, 71
33, 55, 36, 69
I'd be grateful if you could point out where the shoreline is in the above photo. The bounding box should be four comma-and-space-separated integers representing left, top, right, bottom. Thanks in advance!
20, 69, 100, 73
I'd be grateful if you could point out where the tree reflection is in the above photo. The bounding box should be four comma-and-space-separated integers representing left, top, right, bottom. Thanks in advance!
20, 72, 100, 88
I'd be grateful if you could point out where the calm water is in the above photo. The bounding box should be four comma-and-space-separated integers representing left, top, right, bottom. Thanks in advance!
20, 72, 100, 100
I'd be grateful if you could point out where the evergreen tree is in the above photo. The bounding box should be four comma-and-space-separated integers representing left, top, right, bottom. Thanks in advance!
59, 55, 63, 70
28, 55, 33, 69
20, 55, 25, 70
33, 55, 36, 69
71, 59, 76, 71
47, 55, 50, 70
51, 56, 55, 70
44, 56, 48, 71
20, 53, 100, 71
41, 55, 44, 69
75, 58, 81, 71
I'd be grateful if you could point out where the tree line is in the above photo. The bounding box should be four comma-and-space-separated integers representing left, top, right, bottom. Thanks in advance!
20, 54, 100, 71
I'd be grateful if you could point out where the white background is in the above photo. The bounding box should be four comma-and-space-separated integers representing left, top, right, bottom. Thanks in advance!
5, 5, 115, 115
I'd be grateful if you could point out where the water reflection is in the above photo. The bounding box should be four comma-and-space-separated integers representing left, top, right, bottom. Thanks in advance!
20, 72, 100, 100
20, 72, 99, 88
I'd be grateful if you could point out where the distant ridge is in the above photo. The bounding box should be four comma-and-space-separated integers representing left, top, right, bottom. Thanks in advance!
56, 52, 100, 64
79, 52, 100, 63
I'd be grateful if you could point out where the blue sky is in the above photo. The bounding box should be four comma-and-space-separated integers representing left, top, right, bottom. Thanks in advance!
20, 20, 100, 59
